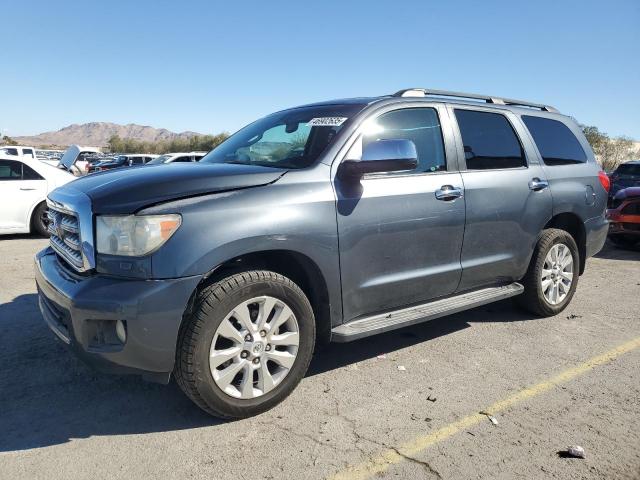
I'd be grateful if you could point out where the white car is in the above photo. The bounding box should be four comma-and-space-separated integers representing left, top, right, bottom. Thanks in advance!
0, 154, 74, 236
145, 151, 207, 165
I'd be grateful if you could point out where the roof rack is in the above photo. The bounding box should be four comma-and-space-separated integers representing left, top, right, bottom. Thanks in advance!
392, 88, 559, 113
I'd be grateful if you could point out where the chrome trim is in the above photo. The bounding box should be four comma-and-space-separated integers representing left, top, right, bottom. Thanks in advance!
47, 189, 95, 272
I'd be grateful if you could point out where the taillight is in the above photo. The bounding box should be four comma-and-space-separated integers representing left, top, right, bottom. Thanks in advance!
598, 171, 610, 192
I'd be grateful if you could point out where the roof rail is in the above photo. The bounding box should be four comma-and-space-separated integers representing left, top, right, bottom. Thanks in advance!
392, 88, 559, 113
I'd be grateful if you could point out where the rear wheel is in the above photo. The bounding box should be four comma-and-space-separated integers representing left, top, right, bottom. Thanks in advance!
175, 271, 315, 418
31, 202, 49, 237
517, 229, 579, 317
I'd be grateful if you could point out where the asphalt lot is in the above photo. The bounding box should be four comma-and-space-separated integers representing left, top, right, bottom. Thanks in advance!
0, 236, 639, 480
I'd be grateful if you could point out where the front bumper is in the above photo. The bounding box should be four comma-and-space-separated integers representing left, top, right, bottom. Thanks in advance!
35, 247, 202, 382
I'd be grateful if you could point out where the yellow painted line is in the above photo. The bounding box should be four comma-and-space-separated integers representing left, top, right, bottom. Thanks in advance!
330, 336, 640, 480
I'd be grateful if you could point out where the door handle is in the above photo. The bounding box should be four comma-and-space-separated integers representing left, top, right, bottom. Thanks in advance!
528, 178, 549, 191
19, 187, 36, 191
435, 185, 463, 201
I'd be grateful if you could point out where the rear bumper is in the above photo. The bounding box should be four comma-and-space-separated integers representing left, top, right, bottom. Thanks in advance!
584, 213, 609, 258
606, 209, 640, 237
35, 247, 201, 382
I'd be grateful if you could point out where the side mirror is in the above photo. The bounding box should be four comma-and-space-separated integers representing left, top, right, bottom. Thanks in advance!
341, 139, 418, 177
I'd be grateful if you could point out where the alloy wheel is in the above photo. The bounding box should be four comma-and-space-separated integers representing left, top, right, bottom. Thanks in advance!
209, 296, 300, 399
541, 243, 574, 305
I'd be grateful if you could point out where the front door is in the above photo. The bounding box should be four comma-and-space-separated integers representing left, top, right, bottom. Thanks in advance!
335, 105, 466, 322
0, 159, 47, 231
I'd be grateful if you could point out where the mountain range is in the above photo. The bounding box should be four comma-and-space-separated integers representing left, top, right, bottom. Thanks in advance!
14, 122, 203, 148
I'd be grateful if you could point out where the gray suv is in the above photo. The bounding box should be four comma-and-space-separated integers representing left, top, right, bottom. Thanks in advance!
35, 88, 609, 418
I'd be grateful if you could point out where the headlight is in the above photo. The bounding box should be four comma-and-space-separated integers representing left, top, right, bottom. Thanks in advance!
96, 214, 181, 256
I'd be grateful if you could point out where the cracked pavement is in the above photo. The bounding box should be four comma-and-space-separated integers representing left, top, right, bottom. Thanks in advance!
0, 236, 639, 479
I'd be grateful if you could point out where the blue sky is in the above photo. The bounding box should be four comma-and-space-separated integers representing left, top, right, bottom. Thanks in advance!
2, 0, 639, 139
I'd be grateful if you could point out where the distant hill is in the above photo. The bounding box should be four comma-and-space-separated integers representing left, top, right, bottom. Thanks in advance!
14, 122, 203, 148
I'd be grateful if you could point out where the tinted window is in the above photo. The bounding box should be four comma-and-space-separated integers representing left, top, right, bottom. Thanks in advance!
173, 156, 192, 162
359, 108, 446, 173
522, 115, 587, 165
614, 163, 640, 176
130, 156, 143, 164
23, 149, 34, 156
3, 148, 19, 156
455, 109, 525, 170
0, 160, 23, 180
22, 164, 43, 180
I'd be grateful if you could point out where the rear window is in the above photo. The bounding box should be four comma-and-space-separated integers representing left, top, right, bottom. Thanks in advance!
522, 115, 587, 165
454, 109, 526, 170
615, 163, 640, 176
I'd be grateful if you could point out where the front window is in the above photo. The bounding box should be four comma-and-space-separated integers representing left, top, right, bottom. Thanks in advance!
201, 104, 365, 169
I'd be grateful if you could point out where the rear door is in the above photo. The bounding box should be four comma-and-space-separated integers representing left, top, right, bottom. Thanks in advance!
335, 104, 466, 321
450, 106, 552, 291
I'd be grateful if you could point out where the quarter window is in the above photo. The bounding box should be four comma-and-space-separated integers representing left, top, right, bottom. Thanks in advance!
522, 115, 587, 165
353, 108, 446, 173
0, 160, 23, 180
455, 109, 526, 170
22, 164, 44, 180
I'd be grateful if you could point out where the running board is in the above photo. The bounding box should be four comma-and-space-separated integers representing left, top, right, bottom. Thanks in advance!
331, 283, 524, 342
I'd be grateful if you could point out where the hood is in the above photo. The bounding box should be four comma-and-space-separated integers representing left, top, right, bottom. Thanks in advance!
614, 186, 640, 201
59, 162, 286, 214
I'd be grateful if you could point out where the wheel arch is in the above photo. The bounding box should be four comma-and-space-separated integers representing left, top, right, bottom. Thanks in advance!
28, 199, 48, 233
183, 249, 333, 347
544, 212, 587, 274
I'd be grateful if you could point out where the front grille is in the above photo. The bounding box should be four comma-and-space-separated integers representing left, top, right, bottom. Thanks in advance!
48, 207, 84, 271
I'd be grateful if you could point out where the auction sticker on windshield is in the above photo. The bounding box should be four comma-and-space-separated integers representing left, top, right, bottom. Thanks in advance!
307, 117, 348, 127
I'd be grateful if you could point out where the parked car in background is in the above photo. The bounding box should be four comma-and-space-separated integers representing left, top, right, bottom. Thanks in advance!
58, 145, 102, 176
36, 87, 609, 419
0, 153, 74, 235
145, 151, 207, 165
606, 186, 640, 247
608, 160, 640, 201
88, 154, 158, 173
1, 145, 38, 160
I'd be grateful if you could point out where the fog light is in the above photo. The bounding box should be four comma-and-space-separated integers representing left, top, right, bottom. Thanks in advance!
115, 320, 127, 344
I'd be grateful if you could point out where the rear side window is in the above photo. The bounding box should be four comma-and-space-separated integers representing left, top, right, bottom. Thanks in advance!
522, 115, 587, 165
173, 156, 192, 162
22, 164, 44, 180
455, 109, 525, 170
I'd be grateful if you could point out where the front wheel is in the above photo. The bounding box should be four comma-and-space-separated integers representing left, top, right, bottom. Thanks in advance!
517, 228, 579, 317
31, 202, 50, 237
175, 271, 316, 418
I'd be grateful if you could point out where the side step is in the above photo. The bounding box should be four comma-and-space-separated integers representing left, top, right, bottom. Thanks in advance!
331, 283, 524, 342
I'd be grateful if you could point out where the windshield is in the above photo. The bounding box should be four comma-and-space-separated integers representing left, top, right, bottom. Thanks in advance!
200, 104, 364, 169
147, 154, 172, 165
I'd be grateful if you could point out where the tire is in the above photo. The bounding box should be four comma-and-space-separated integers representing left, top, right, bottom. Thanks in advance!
516, 228, 580, 317
175, 270, 316, 419
31, 202, 49, 237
